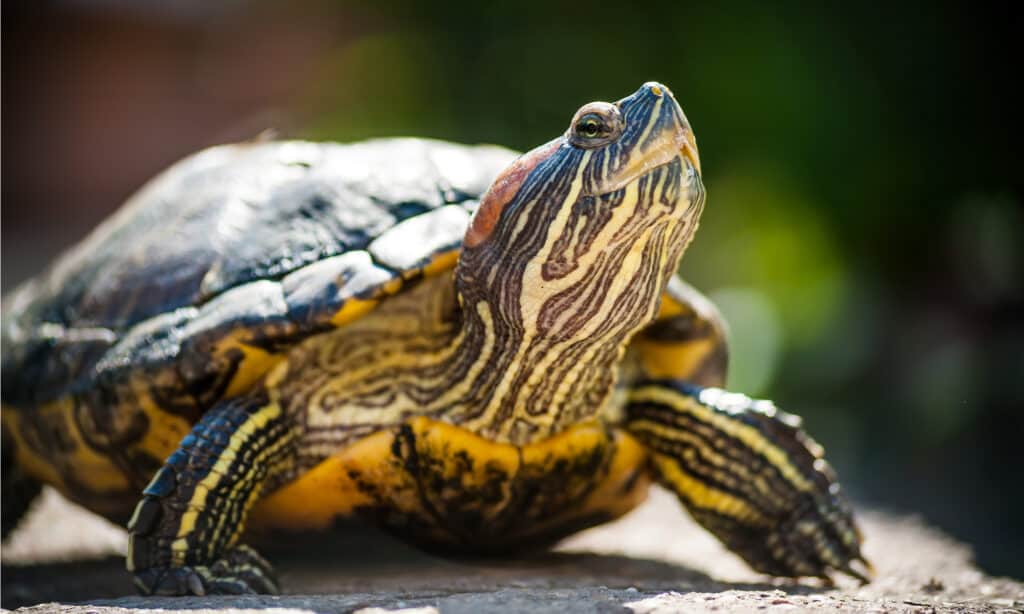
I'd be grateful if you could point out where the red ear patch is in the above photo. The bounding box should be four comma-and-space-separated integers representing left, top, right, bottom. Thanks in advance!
464, 139, 562, 248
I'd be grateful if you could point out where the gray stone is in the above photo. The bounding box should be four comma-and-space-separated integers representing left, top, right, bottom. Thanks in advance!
2, 487, 1021, 613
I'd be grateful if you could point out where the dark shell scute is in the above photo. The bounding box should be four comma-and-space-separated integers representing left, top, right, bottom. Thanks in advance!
92, 308, 198, 391
281, 251, 396, 328
0, 324, 117, 406
368, 205, 472, 273
196, 180, 397, 301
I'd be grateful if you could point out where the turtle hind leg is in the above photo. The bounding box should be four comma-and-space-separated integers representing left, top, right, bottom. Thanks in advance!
127, 391, 296, 595
2, 424, 43, 540
624, 379, 870, 583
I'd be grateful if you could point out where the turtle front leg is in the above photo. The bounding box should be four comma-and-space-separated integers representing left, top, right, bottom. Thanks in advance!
127, 392, 296, 595
624, 379, 870, 583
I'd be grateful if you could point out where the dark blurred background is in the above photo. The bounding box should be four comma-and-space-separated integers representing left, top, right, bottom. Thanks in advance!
3, 0, 1021, 577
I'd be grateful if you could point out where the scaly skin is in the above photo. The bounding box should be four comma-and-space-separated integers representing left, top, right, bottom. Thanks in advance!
127, 394, 295, 595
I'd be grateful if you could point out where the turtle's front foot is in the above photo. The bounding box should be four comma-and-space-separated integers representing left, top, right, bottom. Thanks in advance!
126, 394, 296, 595
133, 545, 279, 596
736, 489, 871, 584
625, 380, 870, 583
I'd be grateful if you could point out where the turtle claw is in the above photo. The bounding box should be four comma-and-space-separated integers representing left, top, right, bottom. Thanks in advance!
133, 566, 214, 596
735, 491, 870, 585
212, 544, 280, 594
845, 556, 875, 585
133, 545, 280, 596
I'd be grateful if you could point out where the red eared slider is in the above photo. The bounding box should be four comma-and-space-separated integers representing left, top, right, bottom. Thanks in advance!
1, 82, 868, 595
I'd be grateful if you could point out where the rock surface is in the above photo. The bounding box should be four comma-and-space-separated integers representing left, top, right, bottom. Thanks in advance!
2, 487, 1021, 613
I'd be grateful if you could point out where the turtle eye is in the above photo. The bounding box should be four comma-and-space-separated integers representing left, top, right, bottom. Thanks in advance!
568, 104, 623, 149
576, 114, 607, 139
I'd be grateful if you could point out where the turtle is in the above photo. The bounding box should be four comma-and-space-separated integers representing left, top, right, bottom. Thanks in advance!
1, 82, 869, 595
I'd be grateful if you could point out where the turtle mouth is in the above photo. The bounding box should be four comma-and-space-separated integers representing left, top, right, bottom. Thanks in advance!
681, 130, 701, 175
586, 129, 695, 197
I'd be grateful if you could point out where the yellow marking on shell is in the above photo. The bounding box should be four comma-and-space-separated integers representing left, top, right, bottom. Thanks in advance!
223, 344, 280, 399
633, 284, 728, 384
2, 407, 67, 490
651, 451, 764, 524
329, 298, 381, 327
381, 276, 404, 294
325, 274, 409, 330
172, 400, 283, 565
3, 400, 132, 499
4, 385, 202, 520
630, 386, 814, 494
196, 325, 290, 402
325, 273, 410, 328
130, 383, 194, 466
421, 248, 461, 278
656, 291, 686, 319
634, 337, 716, 380
250, 417, 651, 536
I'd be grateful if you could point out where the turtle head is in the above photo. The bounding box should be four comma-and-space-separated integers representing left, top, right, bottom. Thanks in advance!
458, 82, 704, 342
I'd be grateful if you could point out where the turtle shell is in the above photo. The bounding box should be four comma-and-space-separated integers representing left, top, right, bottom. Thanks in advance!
1, 138, 518, 412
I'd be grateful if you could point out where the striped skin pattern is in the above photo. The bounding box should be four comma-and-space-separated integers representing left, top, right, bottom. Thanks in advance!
126, 394, 294, 594
626, 381, 869, 583
273, 271, 463, 476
